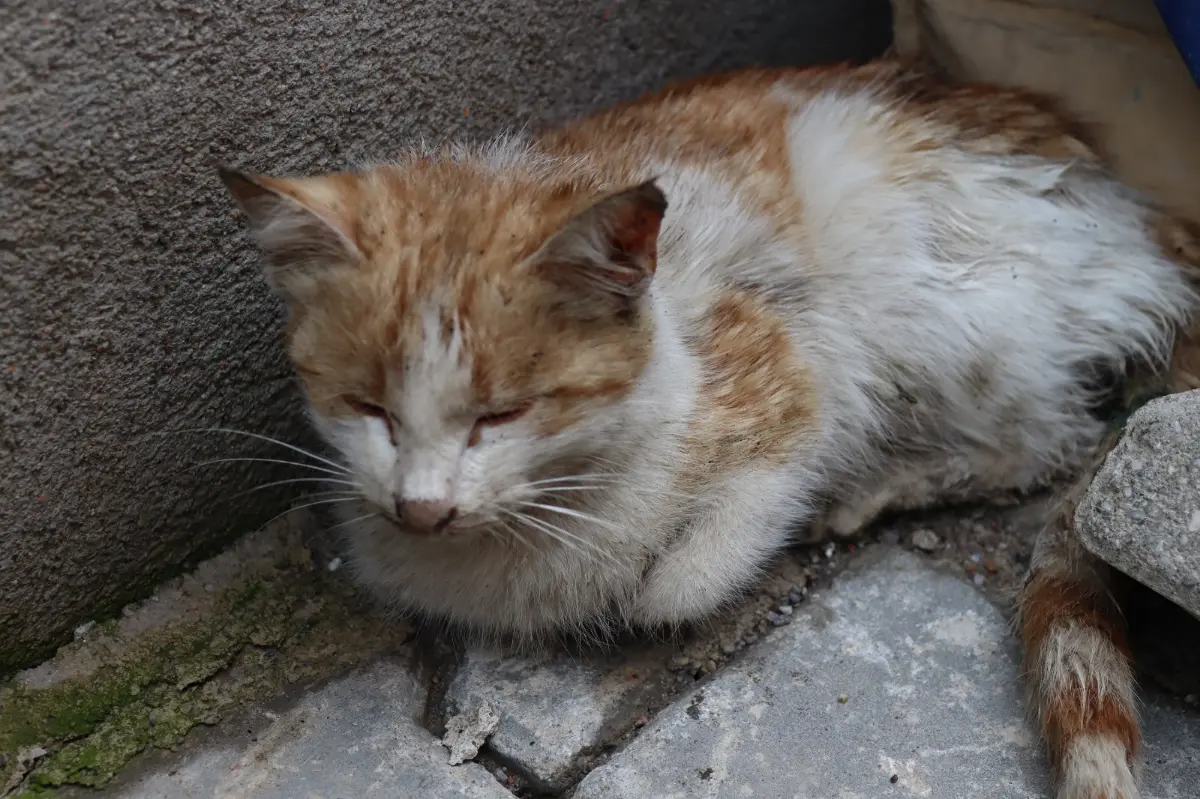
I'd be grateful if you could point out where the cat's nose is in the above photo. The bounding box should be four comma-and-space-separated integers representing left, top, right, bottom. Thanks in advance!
396, 497, 457, 533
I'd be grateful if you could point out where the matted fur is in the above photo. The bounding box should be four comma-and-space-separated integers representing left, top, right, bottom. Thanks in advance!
220, 60, 1200, 798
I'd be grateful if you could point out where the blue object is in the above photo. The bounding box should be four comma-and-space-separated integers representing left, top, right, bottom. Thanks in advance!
1157, 0, 1200, 87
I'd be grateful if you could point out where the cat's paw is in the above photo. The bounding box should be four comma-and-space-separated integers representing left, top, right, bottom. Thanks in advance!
810, 502, 877, 541
1057, 734, 1139, 799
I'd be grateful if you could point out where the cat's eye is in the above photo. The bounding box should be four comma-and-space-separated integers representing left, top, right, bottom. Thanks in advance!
478, 403, 532, 427
468, 402, 532, 446
346, 397, 388, 419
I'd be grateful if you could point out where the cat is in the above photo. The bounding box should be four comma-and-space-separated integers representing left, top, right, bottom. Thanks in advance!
219, 59, 1200, 799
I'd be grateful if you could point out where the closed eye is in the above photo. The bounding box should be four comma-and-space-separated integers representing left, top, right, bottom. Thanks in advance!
345, 397, 389, 419
469, 401, 532, 447
477, 403, 532, 427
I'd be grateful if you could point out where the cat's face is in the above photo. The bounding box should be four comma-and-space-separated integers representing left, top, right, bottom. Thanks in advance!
220, 157, 666, 535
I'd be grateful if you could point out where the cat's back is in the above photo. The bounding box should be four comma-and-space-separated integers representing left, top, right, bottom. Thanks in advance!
535, 60, 1097, 225
537, 60, 1194, 491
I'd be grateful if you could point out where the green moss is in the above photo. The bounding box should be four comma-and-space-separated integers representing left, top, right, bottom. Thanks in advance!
0, 544, 410, 796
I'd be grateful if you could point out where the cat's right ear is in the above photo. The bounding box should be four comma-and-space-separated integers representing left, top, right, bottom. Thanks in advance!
217, 167, 362, 300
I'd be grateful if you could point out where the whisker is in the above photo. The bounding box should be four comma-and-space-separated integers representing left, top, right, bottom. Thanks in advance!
164, 427, 350, 474
325, 511, 379, 532
514, 500, 624, 533
250, 495, 363, 533
233, 477, 360, 499
500, 508, 619, 566
498, 508, 590, 561
534, 485, 610, 494
523, 473, 621, 487
191, 457, 348, 477
495, 518, 535, 552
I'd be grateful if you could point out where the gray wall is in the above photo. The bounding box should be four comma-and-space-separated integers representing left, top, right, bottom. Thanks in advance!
0, 0, 890, 673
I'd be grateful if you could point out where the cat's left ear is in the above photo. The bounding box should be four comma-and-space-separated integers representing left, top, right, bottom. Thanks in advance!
533, 180, 667, 313
217, 167, 362, 301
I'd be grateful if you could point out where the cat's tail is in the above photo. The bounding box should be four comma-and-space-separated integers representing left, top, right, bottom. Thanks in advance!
1019, 210, 1200, 799
1018, 463, 1141, 799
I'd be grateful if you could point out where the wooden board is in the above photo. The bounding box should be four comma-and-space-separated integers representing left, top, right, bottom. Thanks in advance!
893, 0, 1200, 220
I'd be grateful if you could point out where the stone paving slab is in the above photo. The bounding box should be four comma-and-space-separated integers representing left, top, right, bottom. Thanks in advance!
446, 643, 672, 789
58, 546, 1200, 798
1078, 390, 1200, 620
579, 547, 1048, 799
575, 547, 1200, 799
98, 659, 509, 799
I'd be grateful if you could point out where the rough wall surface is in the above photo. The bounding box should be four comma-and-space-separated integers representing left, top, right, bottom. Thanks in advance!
0, 1, 891, 672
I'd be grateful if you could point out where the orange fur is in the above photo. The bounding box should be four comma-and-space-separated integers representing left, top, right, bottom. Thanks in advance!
681, 293, 818, 491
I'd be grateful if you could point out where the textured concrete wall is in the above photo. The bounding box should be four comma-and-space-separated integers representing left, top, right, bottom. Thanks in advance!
0, 0, 890, 673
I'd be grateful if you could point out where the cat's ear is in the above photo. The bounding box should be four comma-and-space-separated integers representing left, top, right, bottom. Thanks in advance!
217, 167, 362, 300
534, 180, 667, 315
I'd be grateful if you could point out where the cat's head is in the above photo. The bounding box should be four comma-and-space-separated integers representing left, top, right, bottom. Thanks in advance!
219, 153, 667, 536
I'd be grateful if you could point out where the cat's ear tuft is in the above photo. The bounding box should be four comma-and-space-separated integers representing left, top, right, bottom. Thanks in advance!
217, 167, 362, 300
534, 180, 667, 314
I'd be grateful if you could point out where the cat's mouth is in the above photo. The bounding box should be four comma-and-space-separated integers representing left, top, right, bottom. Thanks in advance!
374, 506, 490, 539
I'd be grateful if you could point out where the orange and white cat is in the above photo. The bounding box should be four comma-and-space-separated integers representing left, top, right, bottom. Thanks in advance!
220, 60, 1200, 799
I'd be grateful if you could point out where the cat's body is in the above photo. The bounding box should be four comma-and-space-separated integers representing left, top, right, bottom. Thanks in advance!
220, 60, 1200, 799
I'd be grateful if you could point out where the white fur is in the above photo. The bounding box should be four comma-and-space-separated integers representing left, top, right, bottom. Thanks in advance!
310, 82, 1195, 641
1036, 622, 1138, 718
1059, 734, 1140, 799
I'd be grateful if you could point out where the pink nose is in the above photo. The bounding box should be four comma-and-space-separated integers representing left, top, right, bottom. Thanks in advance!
397, 498, 457, 532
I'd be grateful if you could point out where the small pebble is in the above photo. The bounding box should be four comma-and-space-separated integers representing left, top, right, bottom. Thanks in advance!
837, 694, 849, 704
668, 654, 692, 671
493, 767, 507, 782
777, 604, 794, 615
788, 587, 807, 605
890, 773, 899, 784
823, 543, 835, 559
765, 611, 792, 627
910, 529, 940, 552
973, 574, 984, 586
326, 556, 343, 572
73, 620, 96, 640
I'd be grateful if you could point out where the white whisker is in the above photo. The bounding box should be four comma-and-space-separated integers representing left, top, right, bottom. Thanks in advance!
501, 509, 598, 563
192, 456, 348, 477
523, 473, 621, 487
499, 507, 619, 566
165, 427, 351, 474
495, 518, 535, 552
234, 477, 360, 498
514, 500, 624, 533
534, 485, 609, 494
326, 511, 379, 531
